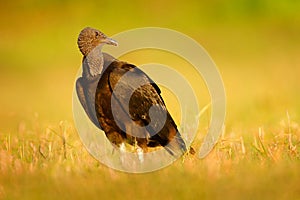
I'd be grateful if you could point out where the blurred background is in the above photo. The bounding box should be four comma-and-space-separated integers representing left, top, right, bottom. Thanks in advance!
1, 1, 300, 199
0, 0, 299, 133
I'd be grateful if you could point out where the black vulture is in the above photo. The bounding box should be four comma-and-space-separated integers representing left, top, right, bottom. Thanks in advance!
76, 27, 193, 157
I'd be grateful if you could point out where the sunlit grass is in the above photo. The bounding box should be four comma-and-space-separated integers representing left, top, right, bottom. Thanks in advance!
1, 115, 300, 199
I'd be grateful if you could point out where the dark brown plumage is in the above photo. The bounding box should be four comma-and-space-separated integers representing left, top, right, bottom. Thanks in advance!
76, 27, 191, 157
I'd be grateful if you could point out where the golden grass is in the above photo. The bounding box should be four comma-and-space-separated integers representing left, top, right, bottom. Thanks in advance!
1, 114, 300, 199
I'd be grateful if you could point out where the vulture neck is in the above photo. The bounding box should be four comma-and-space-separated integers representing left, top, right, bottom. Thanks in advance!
82, 45, 104, 81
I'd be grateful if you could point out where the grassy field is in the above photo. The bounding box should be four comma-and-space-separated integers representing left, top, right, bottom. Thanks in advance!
1, 0, 300, 199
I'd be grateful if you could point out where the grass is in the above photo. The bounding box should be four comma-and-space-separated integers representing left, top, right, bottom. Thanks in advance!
1, 114, 300, 199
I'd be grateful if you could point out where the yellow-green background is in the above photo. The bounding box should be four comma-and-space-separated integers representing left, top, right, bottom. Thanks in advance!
1, 0, 300, 199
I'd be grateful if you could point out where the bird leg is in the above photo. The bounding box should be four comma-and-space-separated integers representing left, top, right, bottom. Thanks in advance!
106, 131, 124, 147
125, 123, 149, 163
136, 146, 144, 163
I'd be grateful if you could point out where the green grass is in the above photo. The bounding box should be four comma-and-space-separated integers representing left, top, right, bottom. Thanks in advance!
1, 0, 300, 199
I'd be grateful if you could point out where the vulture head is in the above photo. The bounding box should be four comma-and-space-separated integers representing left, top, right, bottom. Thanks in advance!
77, 27, 118, 56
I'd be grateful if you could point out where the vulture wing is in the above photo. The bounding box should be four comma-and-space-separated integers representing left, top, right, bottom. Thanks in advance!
107, 62, 187, 157
76, 77, 100, 128
76, 53, 116, 129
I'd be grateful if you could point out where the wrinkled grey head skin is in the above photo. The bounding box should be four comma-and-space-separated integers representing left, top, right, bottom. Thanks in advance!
77, 27, 118, 56
77, 27, 118, 77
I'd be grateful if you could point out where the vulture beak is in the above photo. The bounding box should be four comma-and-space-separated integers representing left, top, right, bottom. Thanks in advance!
103, 37, 118, 46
